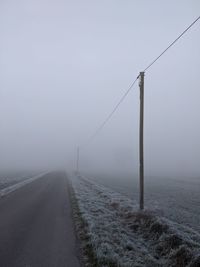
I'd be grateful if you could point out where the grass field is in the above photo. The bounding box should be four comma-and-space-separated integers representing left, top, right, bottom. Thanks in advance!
72, 174, 200, 267
82, 172, 200, 233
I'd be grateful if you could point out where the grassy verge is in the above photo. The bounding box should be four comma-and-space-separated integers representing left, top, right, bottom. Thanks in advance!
69, 180, 100, 267
69, 175, 200, 267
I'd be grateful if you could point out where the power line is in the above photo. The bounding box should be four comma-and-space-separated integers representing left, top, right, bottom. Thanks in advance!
81, 15, 200, 147
144, 15, 200, 72
86, 76, 139, 144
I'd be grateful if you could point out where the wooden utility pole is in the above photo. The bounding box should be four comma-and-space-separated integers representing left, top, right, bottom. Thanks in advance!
139, 72, 145, 210
77, 147, 80, 174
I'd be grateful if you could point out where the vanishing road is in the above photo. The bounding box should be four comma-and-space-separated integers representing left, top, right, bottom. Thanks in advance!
0, 172, 80, 267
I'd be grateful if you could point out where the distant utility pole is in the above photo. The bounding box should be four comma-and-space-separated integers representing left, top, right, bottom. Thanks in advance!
76, 147, 80, 174
139, 72, 145, 210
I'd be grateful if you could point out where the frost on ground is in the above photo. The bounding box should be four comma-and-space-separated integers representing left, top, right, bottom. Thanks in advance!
0, 172, 48, 197
71, 174, 200, 267
86, 174, 200, 233
0, 171, 39, 190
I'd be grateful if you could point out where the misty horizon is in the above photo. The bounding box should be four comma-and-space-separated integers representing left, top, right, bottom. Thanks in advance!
0, 0, 200, 178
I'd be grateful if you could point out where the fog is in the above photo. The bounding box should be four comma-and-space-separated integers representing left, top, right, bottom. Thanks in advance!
0, 0, 200, 178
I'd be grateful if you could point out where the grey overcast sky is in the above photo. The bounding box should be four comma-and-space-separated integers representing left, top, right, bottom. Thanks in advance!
0, 0, 200, 176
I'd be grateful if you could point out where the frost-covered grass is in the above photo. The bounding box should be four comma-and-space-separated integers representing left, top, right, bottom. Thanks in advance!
0, 172, 48, 197
71, 174, 200, 267
0, 171, 39, 190
85, 173, 200, 233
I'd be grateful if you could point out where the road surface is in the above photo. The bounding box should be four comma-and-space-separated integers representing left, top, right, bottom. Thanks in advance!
0, 172, 80, 267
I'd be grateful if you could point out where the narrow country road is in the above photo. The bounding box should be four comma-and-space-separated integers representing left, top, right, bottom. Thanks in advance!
0, 172, 80, 267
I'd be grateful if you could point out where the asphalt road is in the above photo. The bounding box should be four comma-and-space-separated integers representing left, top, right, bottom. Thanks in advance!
0, 172, 80, 267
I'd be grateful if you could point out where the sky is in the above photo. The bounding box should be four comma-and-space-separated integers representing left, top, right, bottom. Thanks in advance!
0, 0, 200, 177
